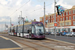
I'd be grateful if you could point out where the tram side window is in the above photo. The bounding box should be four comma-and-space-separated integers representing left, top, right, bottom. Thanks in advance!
20, 26, 22, 33
16, 26, 18, 33
15, 27, 16, 33
24, 26, 27, 33
32, 26, 34, 34
27, 26, 32, 33
18, 26, 20, 33
13, 27, 15, 32
11, 27, 13, 32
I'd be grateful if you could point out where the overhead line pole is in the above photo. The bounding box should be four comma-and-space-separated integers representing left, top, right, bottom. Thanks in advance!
21, 11, 22, 24
44, 2, 45, 29
54, 0, 56, 37
10, 18, 11, 27
10, 18, 11, 32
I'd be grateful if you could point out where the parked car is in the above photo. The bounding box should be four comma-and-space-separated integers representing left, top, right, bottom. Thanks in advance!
51, 32, 55, 35
56, 32, 62, 36
45, 32, 51, 35
61, 32, 68, 36
73, 32, 75, 36
66, 32, 75, 37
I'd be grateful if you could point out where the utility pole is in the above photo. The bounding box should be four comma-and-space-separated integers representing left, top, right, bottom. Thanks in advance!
54, 0, 57, 37
21, 11, 22, 24
5, 22, 6, 31
18, 15, 20, 25
48, 13, 50, 32
21, 11, 22, 18
21, 17, 24, 34
10, 18, 11, 27
10, 18, 11, 32
44, 2, 45, 29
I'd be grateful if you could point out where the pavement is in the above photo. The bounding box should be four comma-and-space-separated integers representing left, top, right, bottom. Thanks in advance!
0, 36, 22, 50
46, 35, 75, 44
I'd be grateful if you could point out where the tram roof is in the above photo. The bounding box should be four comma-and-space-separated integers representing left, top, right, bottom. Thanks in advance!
18, 22, 31, 26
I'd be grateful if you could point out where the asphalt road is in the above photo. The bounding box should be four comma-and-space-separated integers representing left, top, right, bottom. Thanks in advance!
0, 36, 22, 50
46, 35, 75, 44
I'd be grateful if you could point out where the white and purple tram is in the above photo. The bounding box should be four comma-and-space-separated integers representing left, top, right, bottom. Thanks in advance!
8, 22, 45, 39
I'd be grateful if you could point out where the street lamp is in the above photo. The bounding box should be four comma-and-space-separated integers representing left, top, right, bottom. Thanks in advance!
54, 0, 57, 37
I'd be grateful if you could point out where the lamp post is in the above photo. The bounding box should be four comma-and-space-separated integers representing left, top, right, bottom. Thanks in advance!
54, 0, 57, 37
22, 17, 24, 33
44, 2, 45, 28
48, 13, 50, 32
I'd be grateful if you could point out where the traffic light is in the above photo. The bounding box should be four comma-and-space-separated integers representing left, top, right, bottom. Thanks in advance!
56, 5, 64, 15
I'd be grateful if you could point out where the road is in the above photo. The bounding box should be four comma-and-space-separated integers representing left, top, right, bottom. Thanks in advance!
46, 35, 75, 44
0, 34, 75, 50
0, 36, 22, 50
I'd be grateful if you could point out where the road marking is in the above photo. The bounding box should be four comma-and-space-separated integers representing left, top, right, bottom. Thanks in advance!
0, 47, 22, 50
0, 36, 9, 40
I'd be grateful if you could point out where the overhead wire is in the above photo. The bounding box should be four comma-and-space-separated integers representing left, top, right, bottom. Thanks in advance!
9, 0, 30, 16
29, 3, 53, 14
9, 0, 53, 18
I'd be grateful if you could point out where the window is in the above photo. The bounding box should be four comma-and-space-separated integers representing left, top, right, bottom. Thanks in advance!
63, 12, 64, 16
66, 11, 68, 15
73, 21, 75, 25
32, 26, 34, 33
69, 16, 71, 20
51, 16, 52, 19
69, 22, 71, 25
51, 20, 52, 22
66, 22, 69, 25
58, 19, 59, 21
66, 17, 68, 20
50, 24, 54, 27
40, 18, 42, 21
69, 11, 71, 15
57, 15, 59, 17
73, 10, 75, 14
53, 20, 54, 22
73, 15, 75, 19
61, 14, 62, 17
53, 15, 54, 18
65, 22, 71, 25
35, 26, 44, 34
63, 18, 64, 21
61, 18, 62, 21
60, 23, 64, 26
48, 16, 50, 19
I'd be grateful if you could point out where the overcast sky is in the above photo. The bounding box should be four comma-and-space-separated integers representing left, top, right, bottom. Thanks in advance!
0, 0, 75, 31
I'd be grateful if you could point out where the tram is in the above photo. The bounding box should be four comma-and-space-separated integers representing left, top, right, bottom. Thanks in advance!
8, 22, 45, 39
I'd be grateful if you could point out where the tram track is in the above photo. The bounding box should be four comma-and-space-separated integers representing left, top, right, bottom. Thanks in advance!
37, 38, 75, 46
1, 34, 75, 50
2, 35, 56, 50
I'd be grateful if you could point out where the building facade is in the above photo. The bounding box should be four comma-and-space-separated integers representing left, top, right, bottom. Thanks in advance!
40, 5, 75, 32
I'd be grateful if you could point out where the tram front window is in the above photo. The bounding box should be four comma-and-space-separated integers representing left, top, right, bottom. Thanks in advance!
35, 26, 44, 34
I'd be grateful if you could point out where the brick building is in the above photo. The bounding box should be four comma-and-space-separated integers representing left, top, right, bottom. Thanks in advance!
40, 5, 75, 32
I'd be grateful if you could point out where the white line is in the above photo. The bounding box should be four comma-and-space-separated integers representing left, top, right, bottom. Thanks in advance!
10, 39, 23, 48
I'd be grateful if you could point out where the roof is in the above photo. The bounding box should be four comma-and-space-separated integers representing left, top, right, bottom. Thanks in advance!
18, 22, 31, 26
72, 5, 75, 9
